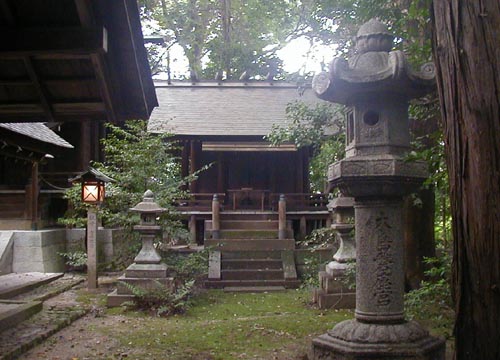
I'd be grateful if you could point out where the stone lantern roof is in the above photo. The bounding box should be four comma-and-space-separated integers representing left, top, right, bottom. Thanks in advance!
130, 190, 166, 214
312, 19, 435, 104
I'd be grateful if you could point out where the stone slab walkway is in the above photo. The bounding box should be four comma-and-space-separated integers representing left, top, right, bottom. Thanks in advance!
0, 273, 87, 359
0, 272, 63, 299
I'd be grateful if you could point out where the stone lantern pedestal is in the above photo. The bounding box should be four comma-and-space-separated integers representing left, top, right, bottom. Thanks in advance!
313, 195, 356, 309
311, 19, 445, 359
107, 190, 173, 307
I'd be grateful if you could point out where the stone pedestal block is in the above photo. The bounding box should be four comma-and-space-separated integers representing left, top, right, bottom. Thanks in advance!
314, 271, 355, 310
312, 320, 445, 360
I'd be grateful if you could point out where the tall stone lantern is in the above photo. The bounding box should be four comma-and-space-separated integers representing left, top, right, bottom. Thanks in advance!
108, 190, 173, 307
311, 19, 445, 359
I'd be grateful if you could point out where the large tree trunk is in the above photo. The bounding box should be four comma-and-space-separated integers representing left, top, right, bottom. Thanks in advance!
432, 1, 500, 359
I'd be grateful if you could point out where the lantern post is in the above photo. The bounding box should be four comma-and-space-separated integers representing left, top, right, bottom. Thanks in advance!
72, 167, 113, 290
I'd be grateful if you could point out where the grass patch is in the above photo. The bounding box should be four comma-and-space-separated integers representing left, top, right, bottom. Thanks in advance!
100, 289, 352, 359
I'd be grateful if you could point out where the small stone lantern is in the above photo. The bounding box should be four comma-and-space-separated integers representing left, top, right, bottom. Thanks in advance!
126, 190, 167, 276
326, 195, 355, 276
313, 194, 355, 309
107, 190, 172, 307
311, 19, 445, 359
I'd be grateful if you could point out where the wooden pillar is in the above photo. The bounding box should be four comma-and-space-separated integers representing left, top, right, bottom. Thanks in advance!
278, 194, 287, 239
29, 162, 39, 230
217, 153, 224, 194
189, 140, 201, 193
296, 149, 304, 193
303, 148, 310, 193
80, 121, 92, 171
188, 215, 196, 244
212, 194, 220, 239
269, 153, 276, 193
87, 207, 98, 289
299, 216, 307, 240
181, 141, 189, 190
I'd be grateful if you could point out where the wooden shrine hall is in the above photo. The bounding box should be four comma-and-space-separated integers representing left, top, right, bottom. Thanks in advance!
0, 0, 157, 229
148, 81, 331, 246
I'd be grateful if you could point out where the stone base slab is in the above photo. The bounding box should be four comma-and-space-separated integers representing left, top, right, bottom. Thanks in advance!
125, 263, 168, 278
115, 276, 174, 296
0, 300, 42, 331
313, 289, 355, 309
311, 319, 445, 359
106, 289, 136, 307
319, 271, 353, 294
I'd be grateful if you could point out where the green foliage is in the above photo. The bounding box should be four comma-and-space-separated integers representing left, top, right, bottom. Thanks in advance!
266, 101, 345, 192
340, 261, 356, 291
60, 120, 196, 239
58, 250, 87, 269
405, 251, 453, 337
161, 248, 210, 283
297, 226, 338, 249
122, 279, 195, 317
140, 0, 301, 79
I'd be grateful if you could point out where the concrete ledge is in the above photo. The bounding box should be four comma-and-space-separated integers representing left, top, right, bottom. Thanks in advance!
0, 300, 42, 331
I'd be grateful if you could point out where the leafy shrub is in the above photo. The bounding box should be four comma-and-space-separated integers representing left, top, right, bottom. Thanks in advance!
296, 227, 338, 249
404, 252, 453, 336
161, 248, 210, 284
58, 251, 87, 271
122, 280, 195, 317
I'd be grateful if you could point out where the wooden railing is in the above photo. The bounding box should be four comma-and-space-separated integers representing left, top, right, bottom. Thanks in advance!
269, 193, 329, 211
175, 193, 226, 210
175, 192, 328, 212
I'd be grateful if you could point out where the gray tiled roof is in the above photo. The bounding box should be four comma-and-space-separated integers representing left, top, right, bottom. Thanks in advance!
148, 81, 326, 136
0, 123, 73, 148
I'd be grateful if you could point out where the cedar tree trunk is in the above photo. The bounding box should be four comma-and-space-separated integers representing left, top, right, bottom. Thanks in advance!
432, 1, 500, 359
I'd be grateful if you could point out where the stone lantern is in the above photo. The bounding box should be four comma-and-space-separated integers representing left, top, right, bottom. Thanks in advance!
127, 189, 167, 275
314, 194, 356, 309
107, 190, 173, 307
311, 19, 445, 359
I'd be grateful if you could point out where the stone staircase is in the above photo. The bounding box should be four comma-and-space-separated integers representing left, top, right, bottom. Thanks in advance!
204, 213, 300, 291
0, 273, 86, 359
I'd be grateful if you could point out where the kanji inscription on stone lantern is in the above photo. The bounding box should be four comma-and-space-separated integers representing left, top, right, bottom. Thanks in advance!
311, 19, 445, 359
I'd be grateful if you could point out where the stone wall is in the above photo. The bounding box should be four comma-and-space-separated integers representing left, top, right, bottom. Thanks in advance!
12, 230, 66, 273
65, 228, 129, 265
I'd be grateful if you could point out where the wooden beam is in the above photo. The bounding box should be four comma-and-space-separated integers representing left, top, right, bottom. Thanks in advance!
0, 27, 108, 56
90, 53, 117, 123
0, 102, 105, 115
74, 0, 96, 27
0, 79, 32, 86
52, 102, 106, 114
0, 104, 44, 115
0, 0, 15, 26
23, 57, 55, 122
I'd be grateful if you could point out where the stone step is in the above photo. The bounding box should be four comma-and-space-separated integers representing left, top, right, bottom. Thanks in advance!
0, 272, 64, 299
206, 220, 278, 231
205, 279, 301, 289
221, 259, 283, 270
223, 286, 286, 293
221, 269, 284, 281
221, 251, 282, 260
218, 229, 278, 239
219, 213, 278, 221
205, 238, 295, 251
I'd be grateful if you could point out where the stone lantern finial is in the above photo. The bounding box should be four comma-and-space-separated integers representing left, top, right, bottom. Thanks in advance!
355, 19, 394, 53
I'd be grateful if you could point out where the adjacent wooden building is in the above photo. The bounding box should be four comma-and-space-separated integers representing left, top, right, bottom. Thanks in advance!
0, 0, 157, 229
